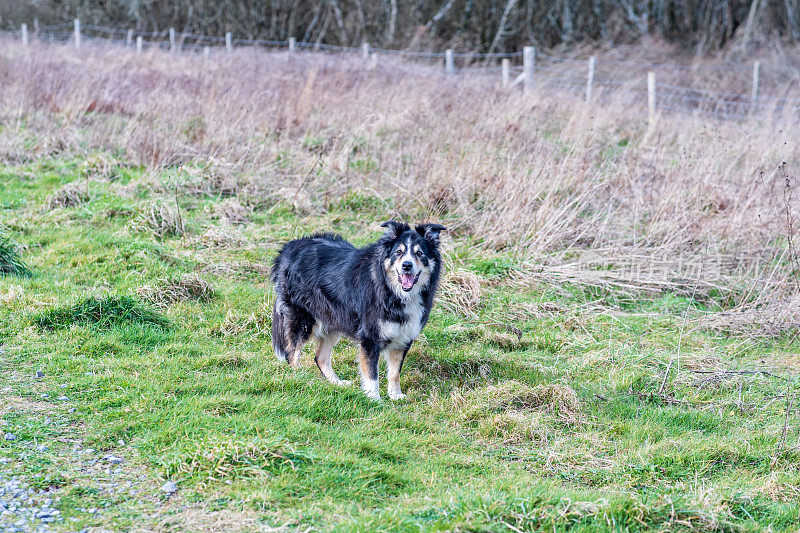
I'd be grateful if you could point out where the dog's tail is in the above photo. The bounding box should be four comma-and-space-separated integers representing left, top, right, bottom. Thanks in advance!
272, 298, 290, 363
271, 247, 290, 362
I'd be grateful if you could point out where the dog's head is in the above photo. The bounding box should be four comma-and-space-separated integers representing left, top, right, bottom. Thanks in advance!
380, 221, 445, 297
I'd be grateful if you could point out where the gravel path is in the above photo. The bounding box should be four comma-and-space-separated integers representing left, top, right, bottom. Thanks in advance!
0, 380, 143, 533
0, 473, 64, 532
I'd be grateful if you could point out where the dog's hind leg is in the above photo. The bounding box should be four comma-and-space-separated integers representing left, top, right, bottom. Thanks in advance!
357, 341, 381, 401
286, 306, 315, 368
315, 334, 351, 387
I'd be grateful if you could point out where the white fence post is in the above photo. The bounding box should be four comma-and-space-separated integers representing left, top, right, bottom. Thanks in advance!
288, 36, 296, 53
361, 42, 370, 59
369, 52, 378, 69
74, 18, 81, 49
126, 29, 133, 47
647, 71, 656, 125
225, 32, 232, 52
523, 46, 535, 92
136, 35, 143, 55
203, 46, 210, 59
751, 61, 761, 114
445, 49, 454, 76
169, 27, 176, 53
33, 18, 39, 38
21, 23, 28, 47
586, 56, 596, 102
501, 58, 510, 87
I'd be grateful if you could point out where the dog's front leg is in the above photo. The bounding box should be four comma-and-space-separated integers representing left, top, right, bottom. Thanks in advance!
386, 348, 408, 400
358, 342, 381, 401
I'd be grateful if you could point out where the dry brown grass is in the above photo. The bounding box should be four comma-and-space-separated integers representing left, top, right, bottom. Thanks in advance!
447, 380, 584, 424
212, 309, 271, 338
131, 200, 185, 239
137, 274, 215, 307
1, 40, 798, 314
437, 268, 483, 316
211, 198, 251, 225
698, 291, 800, 338
45, 182, 90, 209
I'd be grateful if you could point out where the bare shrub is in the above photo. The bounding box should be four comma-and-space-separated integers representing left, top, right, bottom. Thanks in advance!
137, 274, 215, 307
45, 182, 89, 210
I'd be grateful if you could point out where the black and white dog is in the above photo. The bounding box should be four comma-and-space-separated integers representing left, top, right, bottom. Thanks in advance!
270, 221, 445, 400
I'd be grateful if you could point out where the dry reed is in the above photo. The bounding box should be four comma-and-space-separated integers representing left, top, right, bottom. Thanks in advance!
1, 40, 798, 317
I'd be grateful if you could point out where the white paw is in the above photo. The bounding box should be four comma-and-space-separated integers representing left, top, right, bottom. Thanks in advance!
364, 391, 382, 401
362, 379, 380, 401
388, 390, 407, 400
334, 379, 353, 387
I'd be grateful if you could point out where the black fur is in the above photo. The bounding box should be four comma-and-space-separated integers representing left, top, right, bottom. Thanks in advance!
270, 221, 445, 399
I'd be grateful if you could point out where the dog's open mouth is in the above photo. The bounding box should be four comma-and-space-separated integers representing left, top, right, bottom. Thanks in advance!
398, 272, 420, 292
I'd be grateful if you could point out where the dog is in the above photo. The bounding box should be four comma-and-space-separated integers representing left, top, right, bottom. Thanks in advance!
270, 221, 445, 400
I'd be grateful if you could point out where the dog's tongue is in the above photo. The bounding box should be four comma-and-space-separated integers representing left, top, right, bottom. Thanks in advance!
401, 273, 415, 290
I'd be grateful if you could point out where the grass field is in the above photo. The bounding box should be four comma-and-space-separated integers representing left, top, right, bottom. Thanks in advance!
1, 42, 800, 532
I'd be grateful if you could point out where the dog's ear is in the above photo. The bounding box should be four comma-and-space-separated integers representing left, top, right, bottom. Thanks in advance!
415, 223, 446, 245
381, 220, 406, 239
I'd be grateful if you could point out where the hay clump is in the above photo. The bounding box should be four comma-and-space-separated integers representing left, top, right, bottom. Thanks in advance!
79, 153, 123, 181
212, 198, 251, 225
137, 274, 215, 308
484, 380, 583, 424
437, 269, 483, 316
443, 323, 530, 351
131, 201, 185, 239
212, 309, 270, 338
45, 182, 90, 209
275, 186, 314, 213
194, 228, 245, 249
479, 410, 551, 445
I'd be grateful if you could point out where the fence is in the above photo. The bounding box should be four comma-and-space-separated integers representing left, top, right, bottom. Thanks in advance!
8, 19, 800, 123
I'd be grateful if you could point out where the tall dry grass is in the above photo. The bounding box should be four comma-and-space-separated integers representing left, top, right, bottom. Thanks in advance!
1, 39, 799, 316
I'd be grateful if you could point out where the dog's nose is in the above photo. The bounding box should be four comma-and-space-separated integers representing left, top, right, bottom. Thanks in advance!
402, 261, 413, 272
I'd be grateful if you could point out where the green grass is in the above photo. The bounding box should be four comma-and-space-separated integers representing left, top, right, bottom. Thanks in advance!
31, 295, 170, 330
0, 233, 32, 277
1, 151, 800, 532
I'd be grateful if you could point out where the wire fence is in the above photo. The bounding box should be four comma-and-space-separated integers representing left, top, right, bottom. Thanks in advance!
9, 21, 800, 122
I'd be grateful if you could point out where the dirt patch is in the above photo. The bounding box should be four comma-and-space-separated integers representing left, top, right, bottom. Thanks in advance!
145, 506, 273, 532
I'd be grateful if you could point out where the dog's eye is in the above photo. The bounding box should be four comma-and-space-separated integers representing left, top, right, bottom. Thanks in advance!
415, 250, 424, 257
395, 249, 403, 256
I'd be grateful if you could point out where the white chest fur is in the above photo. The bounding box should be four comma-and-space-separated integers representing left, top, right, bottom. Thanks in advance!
379, 296, 424, 350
